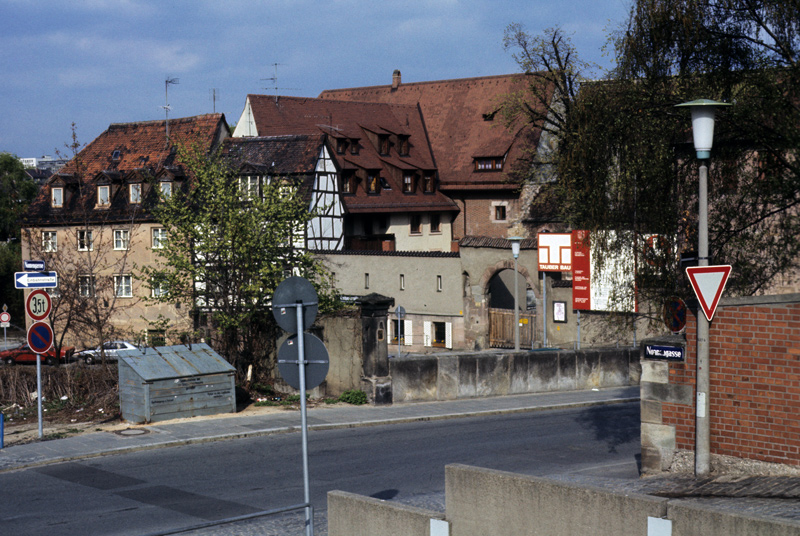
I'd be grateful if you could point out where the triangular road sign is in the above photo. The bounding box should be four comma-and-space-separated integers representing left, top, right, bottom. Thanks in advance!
686, 265, 732, 321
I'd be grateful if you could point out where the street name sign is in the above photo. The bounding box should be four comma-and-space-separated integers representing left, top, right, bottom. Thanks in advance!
15, 271, 58, 289
644, 344, 685, 361
23, 260, 46, 271
686, 265, 732, 321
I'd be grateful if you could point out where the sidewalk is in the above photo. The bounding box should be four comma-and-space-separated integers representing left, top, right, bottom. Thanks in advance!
0, 386, 639, 473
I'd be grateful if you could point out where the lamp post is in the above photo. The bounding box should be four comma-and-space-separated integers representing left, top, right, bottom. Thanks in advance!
676, 99, 730, 477
509, 237, 523, 351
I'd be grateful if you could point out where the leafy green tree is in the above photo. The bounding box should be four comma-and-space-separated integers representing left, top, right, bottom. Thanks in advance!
142, 141, 337, 376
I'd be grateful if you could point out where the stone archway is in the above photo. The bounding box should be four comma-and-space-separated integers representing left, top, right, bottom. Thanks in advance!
478, 260, 539, 348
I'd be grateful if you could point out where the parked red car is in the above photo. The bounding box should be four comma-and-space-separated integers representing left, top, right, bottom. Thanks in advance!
0, 344, 75, 365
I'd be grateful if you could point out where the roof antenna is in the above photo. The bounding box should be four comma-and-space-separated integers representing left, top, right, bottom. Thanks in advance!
210, 88, 219, 114
261, 63, 299, 103
162, 77, 180, 142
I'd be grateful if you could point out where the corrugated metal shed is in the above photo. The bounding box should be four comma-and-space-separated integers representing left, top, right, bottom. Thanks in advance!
117, 343, 236, 424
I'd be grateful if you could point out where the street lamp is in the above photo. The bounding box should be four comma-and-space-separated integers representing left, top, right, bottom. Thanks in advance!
509, 237, 523, 351
676, 98, 730, 477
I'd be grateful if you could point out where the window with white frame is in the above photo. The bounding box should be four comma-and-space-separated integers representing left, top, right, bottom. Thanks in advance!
113, 229, 130, 250
151, 278, 167, 298
51, 187, 63, 208
97, 185, 110, 206
77, 229, 93, 251
400, 273, 405, 290
114, 275, 133, 297
129, 183, 142, 204
78, 275, 95, 297
42, 231, 57, 252
239, 175, 260, 200
160, 181, 172, 199
152, 228, 167, 249
437, 275, 443, 292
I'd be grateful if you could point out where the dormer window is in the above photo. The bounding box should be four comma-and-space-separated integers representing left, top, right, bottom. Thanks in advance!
475, 157, 504, 171
97, 185, 110, 206
160, 181, 172, 199
367, 172, 380, 194
379, 135, 390, 156
129, 183, 142, 204
112, 150, 121, 161
380, 177, 391, 190
350, 141, 359, 155
51, 187, 63, 208
398, 136, 410, 156
403, 173, 416, 193
341, 171, 355, 194
336, 138, 348, 155
423, 173, 436, 193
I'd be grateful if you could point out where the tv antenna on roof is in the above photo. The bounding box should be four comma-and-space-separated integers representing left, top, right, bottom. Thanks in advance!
162, 77, 180, 142
210, 88, 220, 114
261, 63, 299, 103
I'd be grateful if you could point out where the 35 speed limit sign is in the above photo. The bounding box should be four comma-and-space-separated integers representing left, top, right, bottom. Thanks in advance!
26, 289, 52, 321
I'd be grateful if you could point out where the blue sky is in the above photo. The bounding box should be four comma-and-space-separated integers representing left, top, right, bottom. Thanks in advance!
1, 0, 630, 159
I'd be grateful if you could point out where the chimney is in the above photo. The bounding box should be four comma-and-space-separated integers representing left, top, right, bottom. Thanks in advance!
392, 69, 401, 90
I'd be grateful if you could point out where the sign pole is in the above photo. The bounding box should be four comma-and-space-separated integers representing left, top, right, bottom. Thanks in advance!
696, 161, 711, 476
542, 272, 547, 348
296, 302, 313, 536
36, 353, 43, 438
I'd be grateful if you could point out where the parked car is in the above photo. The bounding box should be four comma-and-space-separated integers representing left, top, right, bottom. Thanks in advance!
0, 343, 75, 366
75, 341, 139, 364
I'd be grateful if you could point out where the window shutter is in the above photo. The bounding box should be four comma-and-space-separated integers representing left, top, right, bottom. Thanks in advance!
423, 321, 432, 347
445, 322, 453, 349
404, 320, 413, 345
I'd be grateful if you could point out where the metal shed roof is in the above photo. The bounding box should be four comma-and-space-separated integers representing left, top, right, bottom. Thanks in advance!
117, 343, 235, 381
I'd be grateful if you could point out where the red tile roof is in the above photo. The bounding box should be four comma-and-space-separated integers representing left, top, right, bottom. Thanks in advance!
238, 96, 457, 214
23, 114, 228, 225
319, 73, 553, 190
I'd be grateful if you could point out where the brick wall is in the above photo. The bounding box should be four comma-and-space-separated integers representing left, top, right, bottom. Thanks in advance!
641, 294, 800, 472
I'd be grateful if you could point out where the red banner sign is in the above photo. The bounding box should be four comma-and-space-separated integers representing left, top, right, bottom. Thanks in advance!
572, 230, 591, 310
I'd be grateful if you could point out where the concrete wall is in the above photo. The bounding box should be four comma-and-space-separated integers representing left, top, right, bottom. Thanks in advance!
314, 312, 363, 397
391, 347, 640, 402
641, 293, 800, 473
328, 491, 445, 536
328, 464, 799, 536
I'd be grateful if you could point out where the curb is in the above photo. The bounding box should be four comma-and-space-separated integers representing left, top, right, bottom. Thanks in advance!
0, 396, 639, 473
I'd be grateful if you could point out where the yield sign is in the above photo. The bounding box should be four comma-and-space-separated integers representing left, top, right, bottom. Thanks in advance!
686, 265, 732, 321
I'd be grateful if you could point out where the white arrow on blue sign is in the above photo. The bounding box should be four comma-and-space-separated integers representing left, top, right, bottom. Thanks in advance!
15, 272, 58, 289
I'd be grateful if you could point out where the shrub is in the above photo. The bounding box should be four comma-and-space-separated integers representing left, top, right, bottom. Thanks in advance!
339, 389, 367, 405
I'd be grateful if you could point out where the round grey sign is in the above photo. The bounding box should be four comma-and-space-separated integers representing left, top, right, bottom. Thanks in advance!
272, 276, 318, 333
396, 306, 406, 320
277, 333, 330, 390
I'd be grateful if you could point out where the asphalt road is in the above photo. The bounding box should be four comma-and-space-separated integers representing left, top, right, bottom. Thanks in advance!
0, 402, 640, 535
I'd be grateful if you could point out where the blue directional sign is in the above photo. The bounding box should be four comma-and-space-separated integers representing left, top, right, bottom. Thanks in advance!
14, 271, 58, 289
23, 260, 46, 271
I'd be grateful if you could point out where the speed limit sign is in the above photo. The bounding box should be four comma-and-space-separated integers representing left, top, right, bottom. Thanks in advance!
26, 289, 52, 321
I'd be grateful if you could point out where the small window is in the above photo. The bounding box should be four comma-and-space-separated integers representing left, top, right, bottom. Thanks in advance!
350, 141, 359, 155
430, 214, 441, 233
239, 175, 260, 200
400, 274, 405, 291
114, 229, 130, 250
423, 173, 435, 193
148, 329, 166, 346
365, 273, 370, 289
129, 183, 142, 204
410, 214, 422, 235
474, 157, 503, 171
437, 275, 443, 292
42, 231, 57, 252
151, 278, 167, 298
379, 135, 390, 155
51, 187, 63, 208
77, 230, 93, 251
398, 136, 410, 156
391, 319, 405, 344
160, 181, 172, 199
78, 275, 95, 297
433, 321, 447, 347
114, 275, 133, 298
336, 138, 348, 154
403, 173, 416, 193
367, 173, 380, 194
112, 150, 121, 161
494, 205, 507, 222
152, 228, 167, 249
97, 185, 110, 206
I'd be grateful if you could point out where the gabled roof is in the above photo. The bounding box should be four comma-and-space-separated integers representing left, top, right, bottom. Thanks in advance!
319, 73, 554, 190
23, 114, 228, 226
235, 95, 457, 214
222, 134, 324, 175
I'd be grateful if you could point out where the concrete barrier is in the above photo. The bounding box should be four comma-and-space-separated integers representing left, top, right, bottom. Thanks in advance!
392, 348, 640, 402
327, 490, 446, 536
668, 501, 800, 536
445, 464, 667, 536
